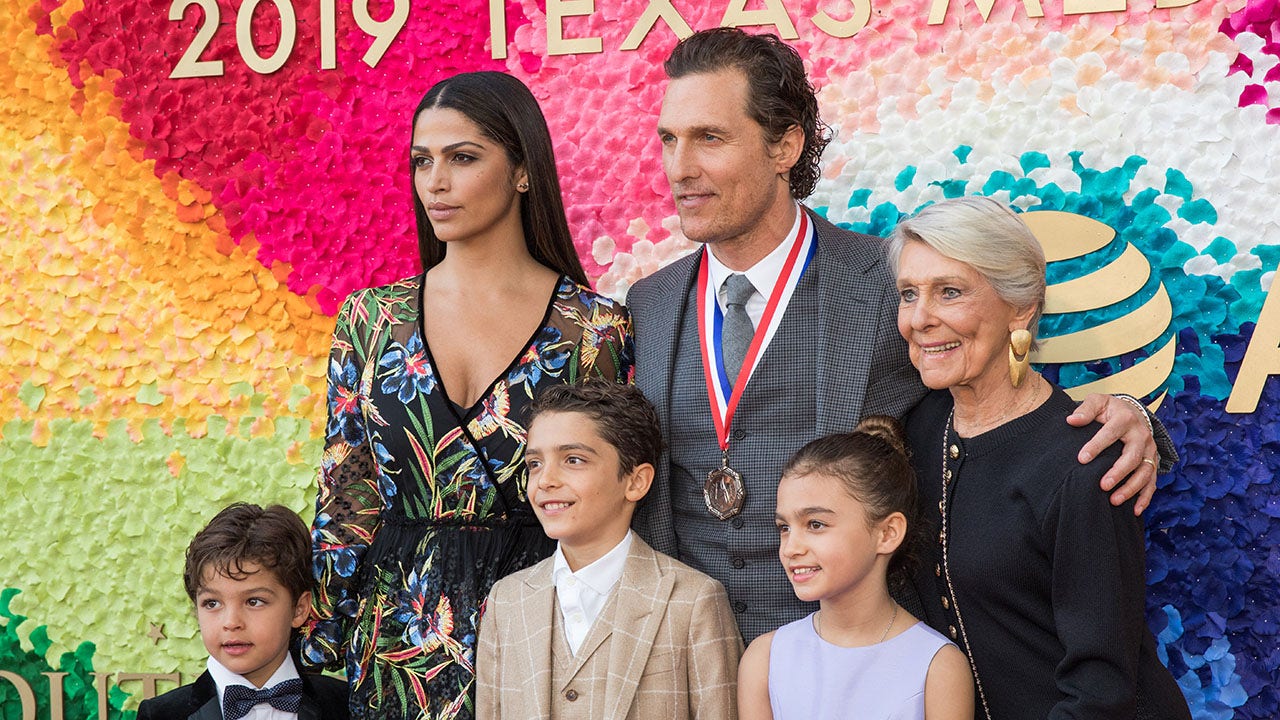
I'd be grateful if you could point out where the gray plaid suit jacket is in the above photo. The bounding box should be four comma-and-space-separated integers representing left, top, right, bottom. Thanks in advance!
627, 208, 927, 639
475, 535, 742, 719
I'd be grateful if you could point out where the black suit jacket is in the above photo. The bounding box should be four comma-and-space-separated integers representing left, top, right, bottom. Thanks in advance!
136, 670, 349, 720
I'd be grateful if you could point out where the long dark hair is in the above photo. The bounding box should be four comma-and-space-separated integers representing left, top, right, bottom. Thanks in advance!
411, 71, 588, 286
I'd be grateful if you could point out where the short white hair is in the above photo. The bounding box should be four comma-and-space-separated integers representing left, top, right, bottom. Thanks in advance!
887, 196, 1047, 339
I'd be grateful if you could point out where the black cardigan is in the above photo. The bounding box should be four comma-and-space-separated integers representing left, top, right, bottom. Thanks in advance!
905, 387, 1189, 720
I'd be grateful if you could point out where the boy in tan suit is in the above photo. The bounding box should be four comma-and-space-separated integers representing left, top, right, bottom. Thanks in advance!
477, 382, 743, 719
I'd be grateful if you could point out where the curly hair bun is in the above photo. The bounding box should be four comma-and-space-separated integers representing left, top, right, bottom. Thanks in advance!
854, 415, 909, 458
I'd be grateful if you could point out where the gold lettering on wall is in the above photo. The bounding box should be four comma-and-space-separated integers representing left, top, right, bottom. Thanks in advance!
490, 0, 507, 58
117, 672, 184, 700
812, 0, 872, 38
93, 672, 112, 720
0, 671, 35, 720
1063, 0, 1125, 14
620, 0, 694, 51
927, 0, 1044, 24
1226, 281, 1280, 413
720, 0, 799, 39
44, 673, 66, 720
547, 0, 603, 55
0, 671, 187, 719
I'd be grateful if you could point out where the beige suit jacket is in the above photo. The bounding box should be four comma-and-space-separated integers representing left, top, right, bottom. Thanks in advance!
476, 535, 743, 720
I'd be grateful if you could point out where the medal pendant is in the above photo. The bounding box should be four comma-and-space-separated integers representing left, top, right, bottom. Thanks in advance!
704, 462, 746, 520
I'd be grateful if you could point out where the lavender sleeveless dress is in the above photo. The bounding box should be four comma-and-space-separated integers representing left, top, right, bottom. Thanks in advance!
768, 615, 953, 719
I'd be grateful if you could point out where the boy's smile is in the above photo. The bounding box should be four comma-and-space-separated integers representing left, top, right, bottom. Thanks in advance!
525, 411, 652, 571
195, 562, 310, 687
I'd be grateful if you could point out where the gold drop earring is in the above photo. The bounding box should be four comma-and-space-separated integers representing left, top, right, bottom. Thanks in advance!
1008, 329, 1032, 388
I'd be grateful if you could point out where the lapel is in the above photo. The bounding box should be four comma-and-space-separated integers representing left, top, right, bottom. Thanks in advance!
603, 538, 676, 718
810, 208, 891, 435
191, 698, 222, 720
186, 671, 222, 720
521, 560, 558, 720
634, 248, 702, 435
297, 688, 320, 720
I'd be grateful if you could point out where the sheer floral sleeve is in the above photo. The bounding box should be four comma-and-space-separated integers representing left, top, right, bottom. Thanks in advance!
572, 293, 634, 384
302, 290, 389, 670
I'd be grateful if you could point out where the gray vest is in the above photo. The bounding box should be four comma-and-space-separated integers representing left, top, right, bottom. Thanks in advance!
667, 266, 821, 640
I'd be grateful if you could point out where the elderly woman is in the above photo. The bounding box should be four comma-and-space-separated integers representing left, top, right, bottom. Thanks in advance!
890, 197, 1189, 720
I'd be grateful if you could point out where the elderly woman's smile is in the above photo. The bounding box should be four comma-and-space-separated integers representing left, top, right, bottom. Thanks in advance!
894, 241, 1031, 399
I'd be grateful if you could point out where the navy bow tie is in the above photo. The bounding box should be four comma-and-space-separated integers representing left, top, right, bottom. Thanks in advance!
223, 678, 304, 720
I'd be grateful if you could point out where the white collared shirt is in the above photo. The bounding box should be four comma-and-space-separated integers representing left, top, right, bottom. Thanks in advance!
704, 204, 803, 327
207, 655, 301, 720
552, 531, 634, 655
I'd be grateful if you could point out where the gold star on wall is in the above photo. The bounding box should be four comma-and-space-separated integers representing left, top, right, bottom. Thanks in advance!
147, 623, 166, 645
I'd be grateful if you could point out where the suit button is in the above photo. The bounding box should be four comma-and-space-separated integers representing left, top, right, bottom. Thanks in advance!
731, 517, 744, 529
935, 564, 941, 577
733, 429, 747, 440
941, 596, 950, 610
565, 689, 578, 702
732, 558, 745, 569
734, 601, 747, 614
949, 625, 958, 639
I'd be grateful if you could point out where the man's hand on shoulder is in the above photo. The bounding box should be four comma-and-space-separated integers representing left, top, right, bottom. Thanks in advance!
1067, 393, 1159, 515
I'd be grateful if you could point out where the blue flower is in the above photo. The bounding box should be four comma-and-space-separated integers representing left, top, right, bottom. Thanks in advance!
391, 569, 453, 652
301, 622, 343, 666
314, 546, 359, 579
372, 440, 398, 499
509, 326, 568, 386
326, 357, 364, 446
378, 334, 436, 403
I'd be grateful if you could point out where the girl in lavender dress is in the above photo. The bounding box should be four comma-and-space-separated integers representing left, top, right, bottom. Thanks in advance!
738, 416, 973, 720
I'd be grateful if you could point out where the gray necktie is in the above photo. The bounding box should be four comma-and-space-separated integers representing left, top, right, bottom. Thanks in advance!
721, 273, 757, 386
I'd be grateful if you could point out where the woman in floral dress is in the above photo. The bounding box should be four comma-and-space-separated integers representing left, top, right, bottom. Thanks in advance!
302, 72, 632, 720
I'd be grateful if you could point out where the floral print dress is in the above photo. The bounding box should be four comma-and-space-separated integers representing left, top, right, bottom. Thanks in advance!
302, 274, 632, 720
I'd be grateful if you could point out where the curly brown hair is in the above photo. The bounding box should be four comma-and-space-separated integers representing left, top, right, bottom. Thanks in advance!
664, 27, 832, 200
183, 503, 312, 603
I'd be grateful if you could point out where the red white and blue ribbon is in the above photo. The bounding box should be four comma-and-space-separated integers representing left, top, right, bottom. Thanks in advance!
696, 210, 817, 452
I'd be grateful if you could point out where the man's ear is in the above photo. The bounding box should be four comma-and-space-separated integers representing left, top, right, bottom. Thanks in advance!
623, 463, 655, 503
771, 124, 805, 177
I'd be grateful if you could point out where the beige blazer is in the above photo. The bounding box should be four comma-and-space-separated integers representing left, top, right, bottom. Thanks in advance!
476, 535, 743, 720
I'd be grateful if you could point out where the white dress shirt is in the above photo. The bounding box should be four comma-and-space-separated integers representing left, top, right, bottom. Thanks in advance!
552, 531, 634, 655
704, 204, 803, 327
208, 654, 302, 720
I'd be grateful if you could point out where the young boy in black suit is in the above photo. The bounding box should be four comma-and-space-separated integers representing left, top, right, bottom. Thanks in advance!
138, 503, 348, 720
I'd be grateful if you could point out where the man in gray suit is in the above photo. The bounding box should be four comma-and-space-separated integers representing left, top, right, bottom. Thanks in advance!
627, 28, 1168, 641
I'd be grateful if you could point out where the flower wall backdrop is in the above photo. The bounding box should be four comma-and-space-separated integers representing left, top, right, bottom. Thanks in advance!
2, 0, 1278, 717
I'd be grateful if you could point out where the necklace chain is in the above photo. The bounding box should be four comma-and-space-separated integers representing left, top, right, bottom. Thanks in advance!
814, 602, 898, 645
940, 408, 993, 719
955, 374, 1043, 436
